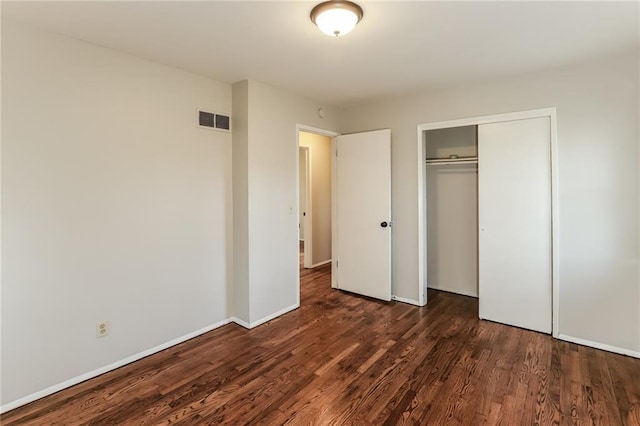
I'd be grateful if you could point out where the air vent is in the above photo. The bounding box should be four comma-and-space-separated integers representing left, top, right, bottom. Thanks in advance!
215, 114, 230, 131
198, 111, 216, 128
198, 110, 231, 133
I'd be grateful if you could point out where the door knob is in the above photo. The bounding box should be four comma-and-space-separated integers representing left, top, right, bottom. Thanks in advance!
380, 221, 388, 228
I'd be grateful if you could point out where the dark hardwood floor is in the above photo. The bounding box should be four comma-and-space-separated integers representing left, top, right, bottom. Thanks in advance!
3, 250, 640, 425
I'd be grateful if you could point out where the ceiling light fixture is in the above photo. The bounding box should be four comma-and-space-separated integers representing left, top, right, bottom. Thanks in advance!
310, 0, 363, 37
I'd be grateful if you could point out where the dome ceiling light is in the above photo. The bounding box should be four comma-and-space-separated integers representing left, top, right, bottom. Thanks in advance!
310, 1, 364, 37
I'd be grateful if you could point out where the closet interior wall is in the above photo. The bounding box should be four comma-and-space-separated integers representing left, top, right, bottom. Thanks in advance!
425, 125, 478, 298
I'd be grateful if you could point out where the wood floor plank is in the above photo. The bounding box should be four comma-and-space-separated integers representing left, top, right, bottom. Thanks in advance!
2, 253, 640, 425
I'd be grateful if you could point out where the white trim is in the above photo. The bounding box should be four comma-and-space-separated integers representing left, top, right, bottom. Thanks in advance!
0, 318, 232, 414
331, 136, 338, 289
249, 303, 299, 328
427, 286, 478, 299
391, 295, 422, 306
418, 108, 556, 132
417, 108, 559, 332
308, 259, 332, 268
637, 12, 640, 361
233, 303, 300, 329
296, 124, 340, 138
549, 110, 560, 338
557, 334, 640, 359
304, 146, 313, 269
296, 134, 302, 307
417, 125, 427, 306
230, 316, 251, 329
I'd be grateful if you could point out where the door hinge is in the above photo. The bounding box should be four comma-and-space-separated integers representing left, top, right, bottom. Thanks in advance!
336, 149, 338, 157
336, 260, 338, 268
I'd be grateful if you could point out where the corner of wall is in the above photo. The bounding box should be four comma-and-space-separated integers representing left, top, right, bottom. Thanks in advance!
231, 80, 251, 325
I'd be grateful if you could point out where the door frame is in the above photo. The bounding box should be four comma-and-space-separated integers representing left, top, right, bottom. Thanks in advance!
417, 107, 559, 337
295, 124, 340, 301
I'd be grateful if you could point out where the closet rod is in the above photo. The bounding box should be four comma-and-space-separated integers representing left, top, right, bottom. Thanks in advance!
425, 157, 478, 166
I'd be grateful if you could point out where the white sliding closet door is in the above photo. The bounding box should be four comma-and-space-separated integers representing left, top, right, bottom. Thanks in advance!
478, 117, 551, 333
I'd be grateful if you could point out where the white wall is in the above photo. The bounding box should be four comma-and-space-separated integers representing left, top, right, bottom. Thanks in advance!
425, 126, 478, 297
1, 21, 233, 406
339, 50, 640, 354
299, 131, 332, 266
232, 79, 339, 325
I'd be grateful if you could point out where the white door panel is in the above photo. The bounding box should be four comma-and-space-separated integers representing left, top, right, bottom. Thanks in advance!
478, 117, 552, 333
336, 129, 392, 301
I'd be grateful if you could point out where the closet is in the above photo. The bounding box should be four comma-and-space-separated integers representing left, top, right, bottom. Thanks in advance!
424, 116, 552, 334
425, 126, 479, 298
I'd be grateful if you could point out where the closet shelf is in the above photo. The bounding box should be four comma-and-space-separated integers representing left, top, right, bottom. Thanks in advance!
425, 156, 478, 166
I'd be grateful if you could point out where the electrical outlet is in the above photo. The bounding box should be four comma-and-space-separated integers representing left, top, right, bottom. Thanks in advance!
96, 321, 109, 338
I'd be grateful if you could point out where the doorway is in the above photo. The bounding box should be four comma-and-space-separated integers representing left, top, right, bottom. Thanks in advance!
296, 126, 338, 280
296, 125, 395, 305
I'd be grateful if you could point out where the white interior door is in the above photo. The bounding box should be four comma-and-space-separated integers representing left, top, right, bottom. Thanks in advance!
478, 117, 552, 333
335, 129, 392, 301
299, 147, 308, 241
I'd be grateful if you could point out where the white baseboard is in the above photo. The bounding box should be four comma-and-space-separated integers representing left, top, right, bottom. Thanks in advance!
0, 318, 232, 414
3, 303, 304, 413
233, 303, 300, 329
309, 259, 331, 268
230, 316, 251, 329
557, 334, 640, 359
427, 285, 478, 298
251, 303, 299, 328
391, 295, 423, 306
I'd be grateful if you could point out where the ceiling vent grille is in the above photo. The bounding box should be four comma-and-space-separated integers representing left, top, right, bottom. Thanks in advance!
198, 110, 231, 133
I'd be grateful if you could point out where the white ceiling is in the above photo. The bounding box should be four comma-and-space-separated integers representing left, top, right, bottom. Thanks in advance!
3, 1, 638, 106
